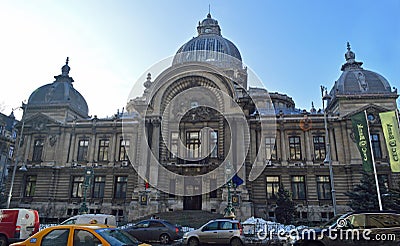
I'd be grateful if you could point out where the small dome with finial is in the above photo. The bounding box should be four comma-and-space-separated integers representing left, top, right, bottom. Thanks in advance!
344, 42, 355, 61
330, 43, 393, 97
61, 57, 70, 76
27, 58, 89, 118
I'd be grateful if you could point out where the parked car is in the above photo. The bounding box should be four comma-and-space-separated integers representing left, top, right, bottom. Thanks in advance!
124, 219, 184, 244
60, 214, 117, 226
293, 211, 400, 246
0, 208, 40, 245
183, 218, 244, 246
9, 224, 150, 246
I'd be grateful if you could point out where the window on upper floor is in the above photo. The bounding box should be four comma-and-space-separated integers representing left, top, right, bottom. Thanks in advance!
370, 134, 382, 159
186, 131, 201, 159
98, 139, 109, 162
169, 132, 179, 159
210, 131, 218, 158
77, 139, 89, 162
265, 137, 277, 160
313, 136, 326, 161
119, 139, 130, 161
289, 136, 302, 161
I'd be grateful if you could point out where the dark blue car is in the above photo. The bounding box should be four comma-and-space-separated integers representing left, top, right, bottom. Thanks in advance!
124, 219, 184, 244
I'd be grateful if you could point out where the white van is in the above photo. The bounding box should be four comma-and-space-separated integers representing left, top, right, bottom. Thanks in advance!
60, 214, 117, 226
0, 208, 40, 245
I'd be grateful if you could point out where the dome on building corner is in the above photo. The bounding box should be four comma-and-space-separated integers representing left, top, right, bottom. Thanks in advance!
28, 57, 89, 118
331, 42, 392, 96
173, 13, 242, 68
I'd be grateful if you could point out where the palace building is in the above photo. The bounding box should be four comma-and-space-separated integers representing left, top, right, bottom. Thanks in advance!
6, 13, 399, 224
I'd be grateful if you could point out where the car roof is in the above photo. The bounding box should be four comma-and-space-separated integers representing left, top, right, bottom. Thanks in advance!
210, 218, 240, 222
45, 224, 114, 230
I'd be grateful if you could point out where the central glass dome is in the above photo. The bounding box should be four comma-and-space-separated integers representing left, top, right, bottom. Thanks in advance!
173, 13, 242, 69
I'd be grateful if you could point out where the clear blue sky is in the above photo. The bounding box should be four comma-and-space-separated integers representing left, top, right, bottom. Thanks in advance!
1, 1, 399, 119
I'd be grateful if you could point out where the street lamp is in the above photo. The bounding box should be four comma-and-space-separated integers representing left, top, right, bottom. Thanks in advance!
321, 86, 337, 217
224, 161, 235, 219
79, 167, 94, 214
6, 103, 28, 208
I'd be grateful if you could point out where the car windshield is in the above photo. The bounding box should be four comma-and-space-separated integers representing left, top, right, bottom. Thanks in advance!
96, 228, 140, 245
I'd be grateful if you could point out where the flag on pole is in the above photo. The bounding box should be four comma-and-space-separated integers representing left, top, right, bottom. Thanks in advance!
232, 173, 244, 187
379, 111, 400, 172
351, 111, 373, 172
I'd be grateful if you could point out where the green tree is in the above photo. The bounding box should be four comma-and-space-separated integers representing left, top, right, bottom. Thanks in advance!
275, 184, 296, 225
345, 172, 400, 211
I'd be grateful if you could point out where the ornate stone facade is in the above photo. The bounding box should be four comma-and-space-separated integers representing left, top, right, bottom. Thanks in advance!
5, 15, 399, 225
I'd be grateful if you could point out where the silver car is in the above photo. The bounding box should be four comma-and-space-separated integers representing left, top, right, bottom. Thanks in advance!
183, 219, 244, 246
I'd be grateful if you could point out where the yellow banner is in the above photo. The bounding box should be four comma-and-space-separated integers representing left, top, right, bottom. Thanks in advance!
379, 111, 400, 172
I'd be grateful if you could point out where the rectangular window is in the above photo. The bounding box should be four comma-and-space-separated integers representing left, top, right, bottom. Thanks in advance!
266, 176, 280, 199
291, 176, 306, 199
289, 136, 302, 160
170, 133, 179, 159
265, 137, 277, 160
77, 139, 89, 162
71, 176, 84, 198
210, 131, 218, 158
313, 136, 326, 161
98, 139, 109, 162
24, 175, 37, 197
316, 176, 331, 200
210, 179, 217, 198
169, 179, 176, 198
92, 176, 106, 198
114, 176, 127, 199
119, 139, 130, 161
32, 139, 44, 162
371, 134, 382, 159
186, 131, 201, 159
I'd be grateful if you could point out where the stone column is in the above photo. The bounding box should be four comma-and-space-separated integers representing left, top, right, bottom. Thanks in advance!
150, 117, 161, 186
280, 123, 287, 164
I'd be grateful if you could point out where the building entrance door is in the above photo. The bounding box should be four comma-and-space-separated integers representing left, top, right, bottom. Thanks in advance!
183, 195, 202, 210
183, 178, 202, 210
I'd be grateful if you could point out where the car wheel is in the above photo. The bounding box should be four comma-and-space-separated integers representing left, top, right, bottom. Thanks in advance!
0, 236, 7, 246
230, 237, 243, 246
188, 237, 199, 246
159, 233, 170, 244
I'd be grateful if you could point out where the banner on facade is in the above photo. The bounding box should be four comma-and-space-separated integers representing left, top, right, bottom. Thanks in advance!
351, 111, 373, 172
379, 111, 400, 172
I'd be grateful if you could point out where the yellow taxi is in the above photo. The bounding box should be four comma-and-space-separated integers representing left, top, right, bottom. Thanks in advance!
10, 224, 151, 246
